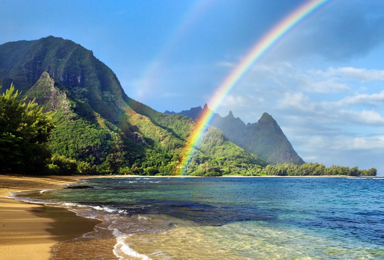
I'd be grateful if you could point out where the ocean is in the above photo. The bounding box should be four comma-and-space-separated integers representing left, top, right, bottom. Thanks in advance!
13, 177, 384, 259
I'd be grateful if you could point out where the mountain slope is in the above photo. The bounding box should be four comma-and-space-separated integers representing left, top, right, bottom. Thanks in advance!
0, 36, 266, 175
0, 36, 127, 123
165, 105, 304, 165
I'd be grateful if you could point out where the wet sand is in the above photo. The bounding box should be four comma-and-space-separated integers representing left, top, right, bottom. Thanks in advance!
0, 175, 100, 260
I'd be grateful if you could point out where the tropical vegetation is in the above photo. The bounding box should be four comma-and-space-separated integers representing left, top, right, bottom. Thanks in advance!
0, 84, 54, 174
0, 36, 377, 177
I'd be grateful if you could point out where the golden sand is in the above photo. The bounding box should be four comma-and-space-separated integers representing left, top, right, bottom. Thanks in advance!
0, 175, 99, 260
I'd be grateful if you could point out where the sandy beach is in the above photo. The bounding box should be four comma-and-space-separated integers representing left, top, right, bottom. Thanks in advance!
0, 174, 363, 259
0, 174, 100, 260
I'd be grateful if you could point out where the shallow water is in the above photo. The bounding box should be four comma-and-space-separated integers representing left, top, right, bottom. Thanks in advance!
16, 177, 384, 259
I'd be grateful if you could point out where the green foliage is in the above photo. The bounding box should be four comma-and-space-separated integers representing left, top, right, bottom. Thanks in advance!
257, 163, 377, 177
76, 160, 98, 174
128, 113, 185, 151
132, 148, 178, 176
1, 37, 374, 178
126, 97, 194, 141
49, 155, 78, 175
49, 109, 142, 174
200, 127, 265, 165
0, 84, 55, 174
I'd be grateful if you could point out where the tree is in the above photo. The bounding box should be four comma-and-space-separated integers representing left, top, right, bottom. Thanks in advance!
0, 84, 55, 174
367, 168, 377, 176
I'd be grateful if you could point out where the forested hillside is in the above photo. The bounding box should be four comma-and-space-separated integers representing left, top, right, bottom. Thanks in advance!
0, 36, 265, 175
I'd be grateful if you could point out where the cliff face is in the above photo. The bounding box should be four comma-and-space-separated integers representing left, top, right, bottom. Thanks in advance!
0, 36, 127, 123
165, 105, 305, 165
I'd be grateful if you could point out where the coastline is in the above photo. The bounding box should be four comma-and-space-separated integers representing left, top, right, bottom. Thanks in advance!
0, 174, 99, 260
102, 174, 356, 177
0, 174, 376, 259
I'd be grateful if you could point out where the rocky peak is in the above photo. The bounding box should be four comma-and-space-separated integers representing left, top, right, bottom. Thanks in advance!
25, 72, 68, 113
258, 112, 273, 123
227, 111, 235, 119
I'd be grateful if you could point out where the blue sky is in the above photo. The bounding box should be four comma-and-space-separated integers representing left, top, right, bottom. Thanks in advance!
2, 0, 384, 175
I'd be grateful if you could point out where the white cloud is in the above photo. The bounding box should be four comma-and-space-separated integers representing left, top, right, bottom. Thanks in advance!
339, 110, 384, 124
216, 94, 249, 110
246, 62, 350, 93
239, 64, 384, 125
303, 79, 350, 93
314, 67, 384, 82
246, 64, 384, 96
336, 90, 384, 106
332, 136, 384, 150
280, 92, 314, 111
279, 92, 384, 125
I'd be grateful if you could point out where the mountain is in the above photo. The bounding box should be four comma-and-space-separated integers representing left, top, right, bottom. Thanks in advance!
165, 105, 304, 165
0, 36, 265, 175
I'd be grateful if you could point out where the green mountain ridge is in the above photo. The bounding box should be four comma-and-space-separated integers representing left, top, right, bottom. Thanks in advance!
165, 104, 305, 165
0, 36, 265, 175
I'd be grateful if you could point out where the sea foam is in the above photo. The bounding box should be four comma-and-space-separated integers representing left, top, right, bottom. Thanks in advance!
112, 229, 152, 260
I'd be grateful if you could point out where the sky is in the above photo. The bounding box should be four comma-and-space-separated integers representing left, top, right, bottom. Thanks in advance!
1, 0, 384, 175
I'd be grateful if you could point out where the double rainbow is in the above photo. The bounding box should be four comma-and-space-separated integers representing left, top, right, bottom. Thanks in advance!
177, 0, 330, 175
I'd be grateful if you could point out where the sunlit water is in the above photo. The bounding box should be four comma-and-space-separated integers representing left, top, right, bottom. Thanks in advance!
14, 177, 384, 259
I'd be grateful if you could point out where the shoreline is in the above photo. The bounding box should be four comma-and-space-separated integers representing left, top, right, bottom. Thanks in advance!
100, 174, 366, 177
0, 174, 99, 260
1, 174, 378, 259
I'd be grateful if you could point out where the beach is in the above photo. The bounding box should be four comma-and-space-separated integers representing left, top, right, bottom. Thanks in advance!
1, 175, 383, 259
26, 176, 383, 259
0, 175, 101, 260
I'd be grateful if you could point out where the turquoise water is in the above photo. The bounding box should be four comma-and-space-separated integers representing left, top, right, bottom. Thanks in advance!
17, 177, 384, 259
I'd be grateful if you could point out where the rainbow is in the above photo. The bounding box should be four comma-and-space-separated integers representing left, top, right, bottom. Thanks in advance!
177, 0, 330, 175
133, 0, 216, 102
